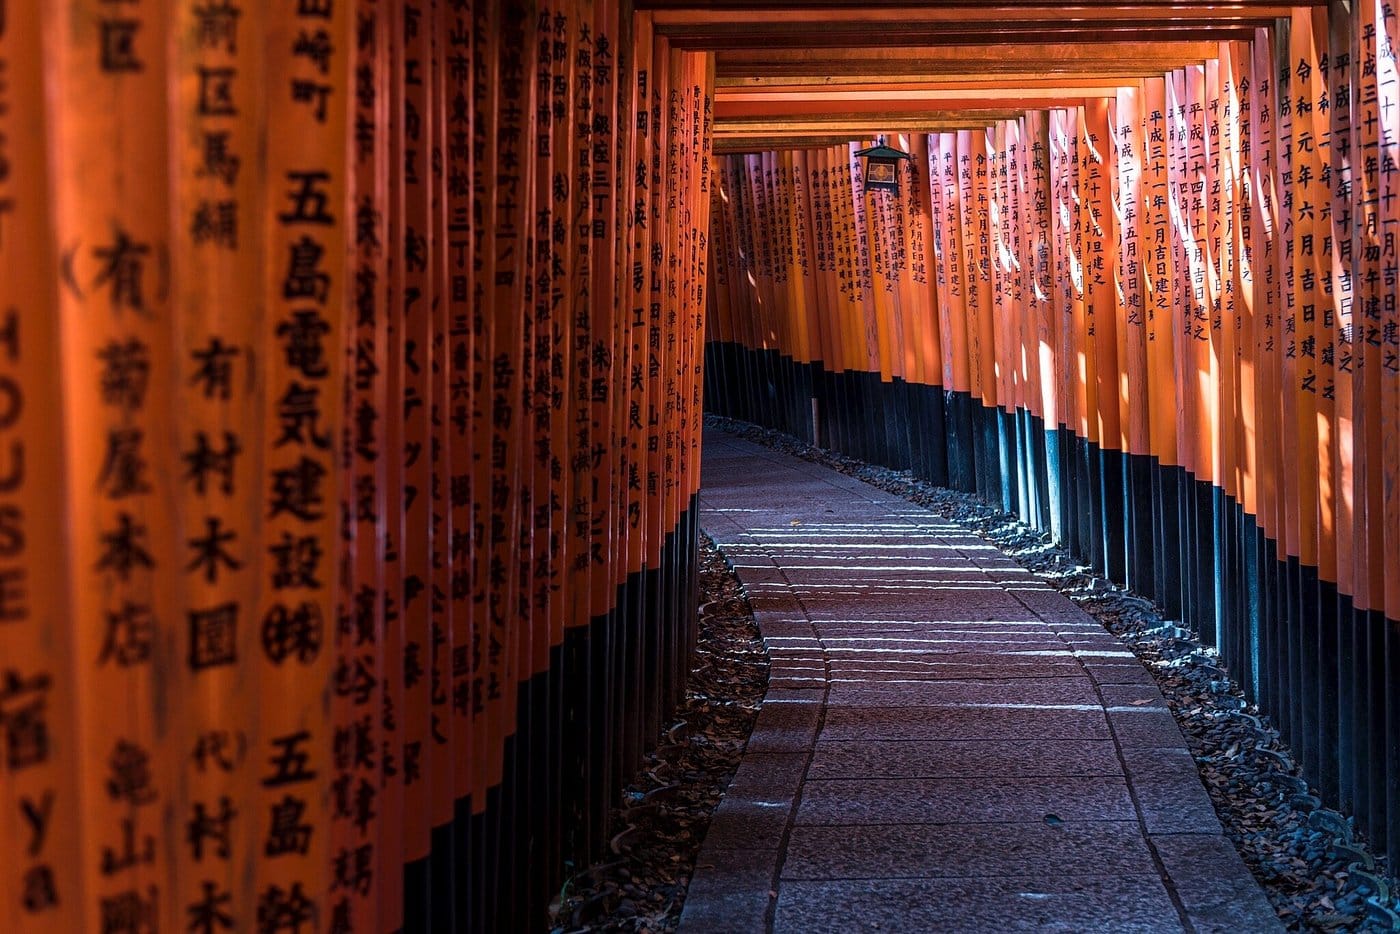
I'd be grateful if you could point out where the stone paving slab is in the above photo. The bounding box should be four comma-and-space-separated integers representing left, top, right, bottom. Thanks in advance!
1083, 660, 1161, 686
678, 847, 779, 932
794, 775, 1137, 825
1108, 706, 1191, 749
782, 821, 1162, 879
814, 634, 1076, 653
1099, 681, 1171, 708
825, 658, 1088, 681
819, 704, 1114, 742
811, 620, 1069, 635
1150, 833, 1285, 933
811, 622, 1069, 638
702, 796, 793, 850
726, 752, 811, 798
772, 875, 1185, 933
1120, 747, 1226, 835
822, 675, 1102, 708
806, 739, 1125, 780
743, 689, 824, 754
681, 429, 1281, 934
800, 598, 1033, 621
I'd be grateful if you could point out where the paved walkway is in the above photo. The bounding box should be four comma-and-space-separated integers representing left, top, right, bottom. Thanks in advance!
679, 429, 1281, 934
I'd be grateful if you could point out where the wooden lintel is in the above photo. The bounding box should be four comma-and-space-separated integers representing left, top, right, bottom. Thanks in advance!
713, 110, 1036, 134
712, 40, 1222, 78
716, 94, 1116, 119
714, 136, 866, 153
715, 77, 1144, 96
641, 1, 1312, 13
715, 72, 1171, 87
662, 19, 1264, 50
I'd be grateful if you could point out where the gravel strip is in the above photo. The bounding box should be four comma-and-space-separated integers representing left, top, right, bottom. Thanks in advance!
706, 414, 1400, 933
548, 532, 770, 933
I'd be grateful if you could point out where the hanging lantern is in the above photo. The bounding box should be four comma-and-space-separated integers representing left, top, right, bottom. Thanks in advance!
856, 137, 911, 194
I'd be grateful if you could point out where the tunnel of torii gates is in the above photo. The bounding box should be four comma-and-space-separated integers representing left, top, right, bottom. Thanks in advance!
5, 0, 1400, 931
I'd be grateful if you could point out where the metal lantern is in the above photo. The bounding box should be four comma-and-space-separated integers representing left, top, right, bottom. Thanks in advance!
856, 137, 911, 193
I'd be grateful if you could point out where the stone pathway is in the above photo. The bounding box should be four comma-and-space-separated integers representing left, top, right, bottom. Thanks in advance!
679, 428, 1281, 934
